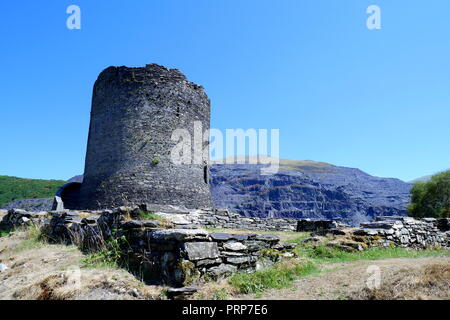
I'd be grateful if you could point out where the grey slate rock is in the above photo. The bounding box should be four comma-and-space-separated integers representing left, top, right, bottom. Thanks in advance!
255, 234, 279, 242
210, 233, 234, 241
121, 220, 161, 229
207, 264, 237, 280
149, 229, 209, 241
181, 242, 220, 261
195, 258, 222, 267
226, 256, 251, 265
244, 240, 271, 251
223, 242, 247, 251
210, 163, 412, 226
167, 286, 200, 300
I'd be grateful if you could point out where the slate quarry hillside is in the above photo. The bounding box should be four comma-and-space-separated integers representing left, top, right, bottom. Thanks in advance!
210, 160, 412, 226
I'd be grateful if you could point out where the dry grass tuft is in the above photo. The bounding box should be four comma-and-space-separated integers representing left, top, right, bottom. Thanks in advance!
14, 273, 76, 300
349, 263, 450, 300
191, 280, 235, 300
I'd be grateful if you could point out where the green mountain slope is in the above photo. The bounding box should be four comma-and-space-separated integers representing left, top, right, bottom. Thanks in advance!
0, 176, 66, 207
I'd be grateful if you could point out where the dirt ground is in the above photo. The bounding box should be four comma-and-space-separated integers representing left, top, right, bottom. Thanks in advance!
0, 230, 166, 300
237, 256, 450, 300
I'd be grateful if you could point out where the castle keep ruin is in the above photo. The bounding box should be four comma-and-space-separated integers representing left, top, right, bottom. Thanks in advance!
63, 64, 212, 210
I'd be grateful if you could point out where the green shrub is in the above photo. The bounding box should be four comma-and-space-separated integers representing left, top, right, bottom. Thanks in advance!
82, 235, 129, 269
0, 227, 11, 238
152, 157, 160, 165
408, 170, 450, 218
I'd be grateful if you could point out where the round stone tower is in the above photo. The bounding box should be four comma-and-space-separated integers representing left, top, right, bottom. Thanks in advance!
76, 64, 212, 210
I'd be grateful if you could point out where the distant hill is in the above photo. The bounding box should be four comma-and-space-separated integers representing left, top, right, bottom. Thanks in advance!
216, 157, 334, 173
409, 169, 449, 183
0, 176, 66, 207
211, 158, 412, 226
409, 175, 433, 183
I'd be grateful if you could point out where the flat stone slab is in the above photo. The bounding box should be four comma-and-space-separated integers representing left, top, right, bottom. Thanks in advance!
226, 256, 252, 265
360, 221, 398, 229
181, 242, 219, 260
210, 233, 249, 241
354, 228, 384, 236
223, 242, 247, 251
210, 233, 234, 241
273, 242, 297, 250
121, 220, 161, 229
144, 204, 191, 214
195, 258, 222, 267
254, 234, 279, 242
149, 229, 210, 241
166, 286, 200, 300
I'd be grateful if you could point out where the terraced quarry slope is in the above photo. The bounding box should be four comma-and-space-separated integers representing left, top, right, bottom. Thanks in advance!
211, 159, 412, 225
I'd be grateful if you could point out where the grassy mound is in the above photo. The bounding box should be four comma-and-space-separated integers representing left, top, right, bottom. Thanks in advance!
0, 175, 66, 207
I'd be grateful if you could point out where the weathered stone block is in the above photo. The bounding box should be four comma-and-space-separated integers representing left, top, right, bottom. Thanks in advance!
181, 242, 219, 261
195, 258, 222, 267
207, 264, 237, 280
149, 229, 209, 241
210, 233, 234, 241
223, 242, 247, 251
254, 234, 279, 242
244, 240, 271, 251
226, 256, 251, 265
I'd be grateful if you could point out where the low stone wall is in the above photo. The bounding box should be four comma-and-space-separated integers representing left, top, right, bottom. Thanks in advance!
3, 207, 449, 291
194, 209, 298, 231
127, 228, 295, 287
1, 207, 296, 288
0, 209, 51, 229
296, 219, 346, 232
354, 216, 450, 249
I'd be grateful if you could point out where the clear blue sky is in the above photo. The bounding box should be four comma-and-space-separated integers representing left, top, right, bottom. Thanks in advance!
0, 0, 449, 182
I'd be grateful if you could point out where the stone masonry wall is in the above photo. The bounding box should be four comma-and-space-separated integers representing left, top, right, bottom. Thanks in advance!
76, 64, 212, 210
195, 209, 298, 231
354, 216, 450, 249
0, 207, 296, 288
2, 207, 449, 291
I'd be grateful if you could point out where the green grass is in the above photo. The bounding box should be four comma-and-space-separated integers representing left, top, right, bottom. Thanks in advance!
229, 259, 317, 295
136, 210, 165, 221
194, 288, 230, 300
0, 227, 11, 238
82, 251, 121, 269
293, 241, 450, 264
228, 235, 450, 296
12, 225, 49, 253
81, 235, 129, 269
0, 175, 66, 207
